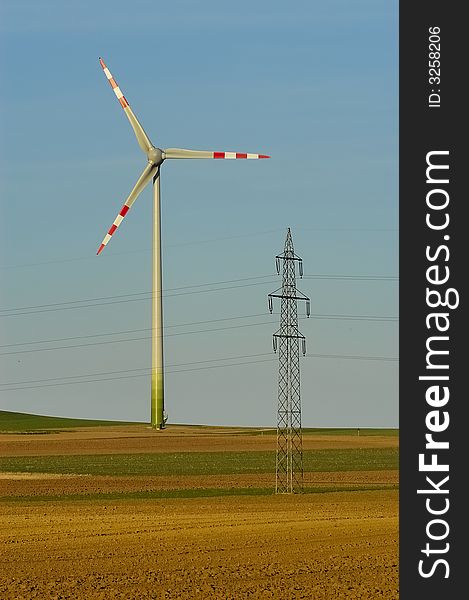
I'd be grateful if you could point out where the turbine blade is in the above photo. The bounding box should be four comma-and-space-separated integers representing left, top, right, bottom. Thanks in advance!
164, 148, 270, 160
97, 162, 157, 255
99, 57, 153, 154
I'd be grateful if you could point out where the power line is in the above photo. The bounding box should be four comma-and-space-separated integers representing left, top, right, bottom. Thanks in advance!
0, 235, 282, 271
0, 352, 272, 387
0, 358, 277, 392
0, 313, 398, 357
0, 311, 398, 349
0, 352, 398, 392
0, 281, 277, 317
303, 275, 398, 281
295, 227, 398, 233
0, 313, 269, 349
309, 313, 397, 322
0, 276, 276, 315
0, 320, 275, 356
0, 273, 398, 317
0, 275, 275, 311
307, 353, 398, 362
0, 231, 285, 271
0, 227, 398, 271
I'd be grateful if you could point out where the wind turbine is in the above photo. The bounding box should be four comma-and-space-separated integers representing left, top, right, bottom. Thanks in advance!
96, 58, 270, 430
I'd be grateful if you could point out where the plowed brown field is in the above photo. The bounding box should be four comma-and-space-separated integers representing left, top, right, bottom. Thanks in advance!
0, 492, 398, 599
0, 425, 398, 598
0, 426, 397, 456
0, 469, 398, 498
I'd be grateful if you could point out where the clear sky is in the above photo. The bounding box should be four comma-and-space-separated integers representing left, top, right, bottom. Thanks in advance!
0, 0, 398, 427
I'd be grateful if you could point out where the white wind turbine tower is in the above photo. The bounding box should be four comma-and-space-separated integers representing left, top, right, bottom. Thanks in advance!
96, 58, 270, 429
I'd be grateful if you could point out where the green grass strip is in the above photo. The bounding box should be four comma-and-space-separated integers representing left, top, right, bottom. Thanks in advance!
0, 484, 399, 503
0, 410, 139, 432
261, 428, 398, 437
0, 411, 398, 435
0, 448, 398, 477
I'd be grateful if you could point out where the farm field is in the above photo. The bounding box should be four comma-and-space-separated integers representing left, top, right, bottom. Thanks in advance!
0, 414, 399, 599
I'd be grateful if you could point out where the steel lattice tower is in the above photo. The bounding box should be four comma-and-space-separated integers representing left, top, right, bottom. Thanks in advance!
268, 228, 310, 493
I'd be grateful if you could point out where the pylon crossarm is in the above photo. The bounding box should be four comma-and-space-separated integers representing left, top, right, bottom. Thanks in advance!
276, 254, 303, 262
268, 293, 309, 301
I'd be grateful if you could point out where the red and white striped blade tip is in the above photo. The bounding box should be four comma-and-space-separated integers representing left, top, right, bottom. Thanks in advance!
213, 152, 270, 159
96, 204, 131, 256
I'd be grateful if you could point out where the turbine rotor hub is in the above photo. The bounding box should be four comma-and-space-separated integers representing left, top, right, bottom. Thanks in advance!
147, 147, 164, 166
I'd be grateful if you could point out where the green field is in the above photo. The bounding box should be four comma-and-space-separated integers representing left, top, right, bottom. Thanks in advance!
0, 410, 140, 432
272, 427, 397, 437
0, 412, 398, 501
1, 484, 399, 503
0, 447, 398, 476
0, 411, 398, 437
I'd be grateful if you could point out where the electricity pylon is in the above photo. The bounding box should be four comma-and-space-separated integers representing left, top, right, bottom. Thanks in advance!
268, 228, 310, 493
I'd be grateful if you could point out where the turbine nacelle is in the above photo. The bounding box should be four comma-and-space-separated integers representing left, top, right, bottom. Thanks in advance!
147, 147, 164, 166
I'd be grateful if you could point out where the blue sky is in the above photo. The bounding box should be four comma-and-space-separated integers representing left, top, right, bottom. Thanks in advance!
0, 0, 398, 427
